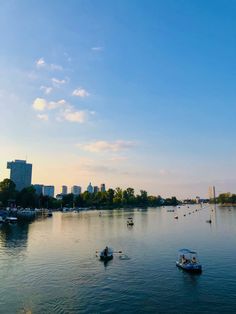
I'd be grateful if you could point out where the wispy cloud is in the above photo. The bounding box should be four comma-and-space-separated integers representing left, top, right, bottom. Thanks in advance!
37, 113, 49, 121
36, 58, 46, 68
78, 140, 136, 153
35, 58, 63, 71
52, 77, 67, 86
32, 98, 67, 111
59, 108, 93, 123
40, 86, 53, 95
72, 88, 89, 98
91, 47, 103, 51
110, 156, 128, 162
50, 64, 63, 71
48, 99, 66, 110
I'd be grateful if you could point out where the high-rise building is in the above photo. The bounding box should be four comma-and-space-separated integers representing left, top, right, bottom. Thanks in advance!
93, 186, 99, 193
62, 185, 68, 195
71, 185, 81, 195
208, 186, 216, 203
7, 159, 32, 191
33, 184, 44, 195
43, 185, 55, 197
100, 183, 106, 192
87, 182, 93, 193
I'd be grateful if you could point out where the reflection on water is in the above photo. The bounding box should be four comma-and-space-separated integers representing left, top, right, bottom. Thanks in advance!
0, 206, 236, 313
0, 223, 29, 253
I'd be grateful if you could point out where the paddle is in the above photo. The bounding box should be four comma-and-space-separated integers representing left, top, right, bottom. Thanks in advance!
95, 250, 122, 254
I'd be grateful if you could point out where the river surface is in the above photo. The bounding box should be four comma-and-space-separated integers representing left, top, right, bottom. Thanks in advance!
0, 205, 236, 313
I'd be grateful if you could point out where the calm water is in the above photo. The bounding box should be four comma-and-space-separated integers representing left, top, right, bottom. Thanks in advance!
1, 205, 236, 313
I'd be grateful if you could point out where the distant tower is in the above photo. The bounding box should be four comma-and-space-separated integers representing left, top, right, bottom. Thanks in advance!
196, 196, 200, 204
100, 183, 106, 192
43, 185, 55, 198
93, 186, 99, 193
87, 182, 93, 193
33, 184, 44, 195
208, 186, 216, 203
71, 185, 82, 195
62, 185, 68, 195
7, 159, 32, 191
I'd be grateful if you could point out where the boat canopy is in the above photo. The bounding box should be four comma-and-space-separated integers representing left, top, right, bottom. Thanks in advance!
178, 249, 197, 254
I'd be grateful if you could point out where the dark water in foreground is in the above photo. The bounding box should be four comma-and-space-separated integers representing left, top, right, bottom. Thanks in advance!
0, 205, 236, 313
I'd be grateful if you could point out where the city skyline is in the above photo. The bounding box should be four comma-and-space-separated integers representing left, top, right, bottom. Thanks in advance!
0, 1, 236, 198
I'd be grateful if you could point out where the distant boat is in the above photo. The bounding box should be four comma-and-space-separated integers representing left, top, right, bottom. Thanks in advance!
127, 217, 134, 226
206, 219, 212, 223
176, 249, 202, 273
99, 247, 113, 261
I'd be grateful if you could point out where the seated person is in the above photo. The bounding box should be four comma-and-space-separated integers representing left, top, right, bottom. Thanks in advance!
192, 256, 197, 263
104, 246, 109, 256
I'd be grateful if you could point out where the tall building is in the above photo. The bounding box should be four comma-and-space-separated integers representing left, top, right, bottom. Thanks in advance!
100, 183, 106, 192
208, 186, 216, 203
87, 182, 93, 193
93, 186, 99, 193
43, 185, 55, 197
71, 185, 81, 195
62, 185, 68, 195
33, 184, 44, 195
7, 159, 32, 191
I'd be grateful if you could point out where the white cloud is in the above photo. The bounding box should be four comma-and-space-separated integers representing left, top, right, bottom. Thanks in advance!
35, 58, 63, 71
61, 108, 87, 123
72, 88, 89, 98
78, 140, 136, 153
48, 99, 66, 110
52, 77, 67, 86
37, 114, 49, 121
36, 58, 46, 68
91, 47, 103, 51
32, 98, 67, 111
32, 98, 47, 111
40, 86, 53, 95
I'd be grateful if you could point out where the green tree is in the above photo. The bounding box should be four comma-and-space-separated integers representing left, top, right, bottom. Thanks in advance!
114, 187, 123, 206
16, 186, 38, 208
62, 193, 74, 207
0, 179, 17, 206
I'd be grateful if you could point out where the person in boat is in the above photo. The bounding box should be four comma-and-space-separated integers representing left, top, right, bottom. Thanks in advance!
192, 256, 196, 264
182, 255, 189, 264
104, 246, 109, 257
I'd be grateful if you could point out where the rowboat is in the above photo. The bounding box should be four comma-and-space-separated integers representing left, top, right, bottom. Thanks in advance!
99, 247, 113, 261
176, 249, 202, 273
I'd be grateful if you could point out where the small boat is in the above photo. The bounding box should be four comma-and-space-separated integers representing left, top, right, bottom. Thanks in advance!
99, 247, 113, 261
206, 219, 212, 223
176, 249, 202, 273
5, 217, 18, 224
127, 217, 134, 226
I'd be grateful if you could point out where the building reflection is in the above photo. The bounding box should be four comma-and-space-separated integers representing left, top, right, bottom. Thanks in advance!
0, 223, 29, 253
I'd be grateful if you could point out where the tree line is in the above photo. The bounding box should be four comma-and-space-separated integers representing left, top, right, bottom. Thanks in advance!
216, 193, 236, 205
0, 178, 179, 209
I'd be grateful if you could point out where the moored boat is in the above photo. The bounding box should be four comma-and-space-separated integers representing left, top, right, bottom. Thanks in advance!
176, 249, 202, 273
5, 217, 18, 224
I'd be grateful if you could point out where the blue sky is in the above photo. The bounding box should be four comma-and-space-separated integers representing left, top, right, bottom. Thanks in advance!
0, 0, 235, 198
